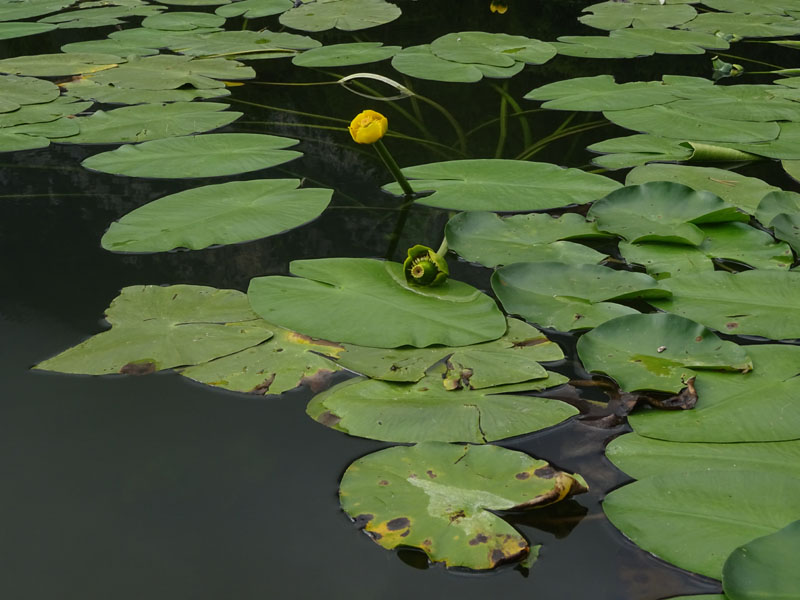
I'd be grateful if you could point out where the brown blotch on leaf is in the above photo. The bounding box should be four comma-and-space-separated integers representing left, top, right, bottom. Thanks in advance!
249, 373, 276, 394
119, 361, 156, 375
490, 549, 507, 565
449, 509, 466, 523
515, 472, 531, 480
695, 336, 703, 342
726, 322, 739, 330
300, 369, 336, 393
426, 470, 437, 479
644, 377, 697, 410
353, 513, 374, 526
468, 533, 489, 546
422, 539, 432, 546
317, 411, 341, 427
400, 530, 410, 537
378, 480, 389, 486
386, 517, 410, 531
512, 338, 547, 348
534, 466, 556, 479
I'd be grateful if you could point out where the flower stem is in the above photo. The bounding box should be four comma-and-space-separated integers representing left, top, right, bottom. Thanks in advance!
435, 238, 448, 258
374, 139, 414, 196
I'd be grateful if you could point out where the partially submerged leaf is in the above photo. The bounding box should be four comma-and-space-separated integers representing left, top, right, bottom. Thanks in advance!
576, 313, 752, 393
307, 365, 573, 443
34, 285, 272, 375
340, 443, 588, 569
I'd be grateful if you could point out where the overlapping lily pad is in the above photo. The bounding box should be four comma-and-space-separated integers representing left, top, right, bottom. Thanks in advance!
331, 318, 563, 386
88, 55, 254, 90
492, 262, 667, 332
140, 10, 224, 30
0, 0, 75, 21
579, 1, 697, 30
34, 285, 272, 375
446, 211, 609, 268
0, 20, 55, 39
340, 443, 586, 569
248, 258, 507, 348
629, 344, 800, 442
650, 270, 800, 340
429, 32, 555, 68
680, 12, 800, 38
576, 313, 752, 393
391, 45, 484, 83
101, 179, 331, 252
383, 160, 622, 211
38, 4, 162, 28
82, 133, 300, 178
0, 74, 59, 113
525, 75, 680, 111
61, 78, 230, 104
278, 0, 401, 32
307, 364, 573, 443
604, 469, 800, 579
0, 52, 122, 76
292, 42, 400, 67
0, 118, 79, 152
0, 96, 92, 128
215, 0, 291, 19
167, 29, 320, 59
62, 102, 241, 144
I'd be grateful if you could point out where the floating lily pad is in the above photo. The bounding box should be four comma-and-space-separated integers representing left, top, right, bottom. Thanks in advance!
650, 270, 800, 340
588, 182, 748, 246
102, 179, 330, 252
629, 344, 800, 442
579, 1, 697, 30
82, 133, 300, 178
0, 20, 55, 38
0, 0, 75, 21
179, 326, 343, 395
279, 0, 400, 32
0, 96, 92, 128
88, 55, 253, 90
756, 191, 800, 253
140, 10, 224, 30
0, 52, 122, 76
215, 0, 291, 19
0, 117, 79, 152
63, 102, 241, 144
107, 27, 221, 51
248, 258, 507, 348
383, 160, 622, 211
61, 78, 230, 104
525, 75, 680, 112
626, 164, 781, 214
430, 32, 555, 68
702, 0, 800, 14
308, 364, 573, 443
34, 285, 272, 375
610, 27, 729, 55
39, 5, 162, 28
619, 242, 713, 280
331, 318, 563, 386
169, 29, 320, 59
723, 520, 800, 600
604, 469, 800, 579
577, 313, 752, 393
446, 211, 608, 268
391, 45, 483, 83
550, 35, 649, 59
783, 160, 800, 182
293, 42, 399, 67
0, 74, 59, 113
340, 443, 587, 569
492, 262, 667, 332
606, 433, 800, 480
681, 12, 800, 38
61, 38, 159, 56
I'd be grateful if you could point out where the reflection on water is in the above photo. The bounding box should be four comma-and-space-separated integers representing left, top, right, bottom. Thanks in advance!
0, 1, 749, 597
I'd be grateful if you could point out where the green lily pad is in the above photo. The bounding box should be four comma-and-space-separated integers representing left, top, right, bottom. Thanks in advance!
61, 78, 230, 104
550, 35, 650, 59
703, 0, 800, 14
391, 45, 483, 83
603, 469, 800, 579
248, 258, 507, 348
0, 117, 79, 152
579, 1, 697, 30
88, 55, 253, 90
39, 5, 162, 28
756, 191, 800, 253
0, 20, 55, 38
650, 270, 800, 340
446, 211, 609, 268
331, 318, 563, 386
0, 52, 122, 76
34, 285, 272, 375
169, 29, 320, 59
0, 74, 59, 113
525, 75, 680, 111
107, 27, 220, 51
723, 520, 800, 600
492, 262, 667, 332
278, 0, 401, 32
629, 344, 800, 442
61, 38, 159, 57
215, 0, 292, 19
383, 160, 622, 212
82, 133, 300, 178
626, 164, 781, 214
430, 32, 555, 68
619, 242, 713, 280
155, 0, 230, 5
607, 433, 800, 480
179, 326, 343, 395
308, 364, 573, 443
610, 27, 730, 55
604, 104, 780, 144
0, 0, 75, 21
0, 96, 92, 128
588, 182, 748, 246
783, 160, 800, 182
293, 42, 399, 67
576, 313, 752, 393
101, 179, 330, 253
680, 12, 800, 38
62, 102, 241, 144
340, 443, 588, 570
140, 10, 224, 30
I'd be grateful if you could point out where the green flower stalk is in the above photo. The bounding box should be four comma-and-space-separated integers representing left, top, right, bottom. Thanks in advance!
349, 109, 415, 197
403, 240, 449, 287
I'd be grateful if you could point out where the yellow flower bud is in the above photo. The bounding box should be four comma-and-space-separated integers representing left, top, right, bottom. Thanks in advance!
349, 109, 388, 144
490, 1, 508, 13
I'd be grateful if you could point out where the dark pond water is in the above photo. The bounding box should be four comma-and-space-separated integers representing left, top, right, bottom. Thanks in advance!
3, 1, 791, 598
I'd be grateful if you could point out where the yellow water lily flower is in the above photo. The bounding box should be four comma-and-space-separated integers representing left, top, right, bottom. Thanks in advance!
490, 1, 508, 14
349, 109, 388, 144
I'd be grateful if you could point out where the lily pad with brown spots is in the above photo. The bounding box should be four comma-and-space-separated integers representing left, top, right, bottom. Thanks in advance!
339, 442, 588, 570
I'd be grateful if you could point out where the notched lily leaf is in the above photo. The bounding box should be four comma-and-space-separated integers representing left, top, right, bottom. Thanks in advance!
340, 442, 588, 570
34, 285, 272, 375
